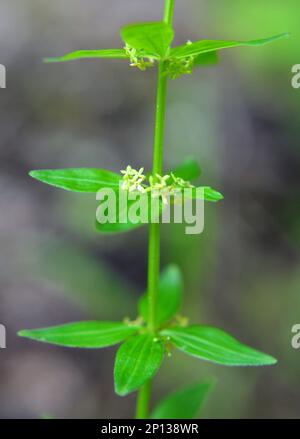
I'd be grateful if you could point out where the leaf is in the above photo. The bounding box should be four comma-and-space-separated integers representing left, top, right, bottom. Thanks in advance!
161, 326, 277, 366
139, 265, 183, 326
151, 381, 214, 419
18, 321, 141, 348
170, 33, 289, 59
194, 51, 219, 67
171, 157, 201, 181
29, 168, 121, 192
95, 217, 144, 234
191, 186, 224, 202
121, 22, 174, 58
172, 186, 223, 203
44, 49, 127, 63
114, 334, 164, 396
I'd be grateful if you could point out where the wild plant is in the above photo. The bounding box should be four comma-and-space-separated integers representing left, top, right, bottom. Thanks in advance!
18, 0, 288, 419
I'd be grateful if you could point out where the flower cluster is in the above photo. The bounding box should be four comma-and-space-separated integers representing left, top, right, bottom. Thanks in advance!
124, 44, 155, 71
120, 166, 195, 205
149, 174, 172, 205
170, 173, 194, 189
124, 40, 197, 78
163, 40, 196, 79
164, 56, 196, 79
121, 166, 147, 192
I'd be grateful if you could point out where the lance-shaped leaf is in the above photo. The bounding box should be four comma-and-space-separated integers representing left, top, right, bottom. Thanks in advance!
18, 321, 141, 348
172, 186, 223, 203
171, 157, 201, 182
170, 33, 289, 59
139, 265, 183, 326
161, 326, 277, 366
191, 186, 224, 202
121, 22, 174, 58
151, 381, 214, 419
44, 49, 127, 63
114, 334, 164, 396
29, 168, 121, 192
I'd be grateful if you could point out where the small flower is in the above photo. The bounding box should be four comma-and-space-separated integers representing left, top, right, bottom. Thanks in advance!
149, 174, 172, 205
164, 56, 196, 79
171, 173, 195, 189
124, 44, 155, 71
120, 167, 195, 205
120, 165, 133, 178
121, 166, 147, 193
151, 174, 170, 190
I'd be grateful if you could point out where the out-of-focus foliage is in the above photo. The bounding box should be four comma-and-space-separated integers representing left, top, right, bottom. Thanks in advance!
151, 381, 213, 419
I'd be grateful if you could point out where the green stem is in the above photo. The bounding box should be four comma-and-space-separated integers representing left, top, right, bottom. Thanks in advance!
148, 63, 167, 333
164, 0, 175, 26
135, 0, 175, 419
135, 380, 152, 419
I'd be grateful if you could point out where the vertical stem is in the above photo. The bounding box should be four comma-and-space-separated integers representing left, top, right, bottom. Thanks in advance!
164, 0, 175, 26
135, 0, 175, 419
135, 380, 152, 419
148, 63, 167, 333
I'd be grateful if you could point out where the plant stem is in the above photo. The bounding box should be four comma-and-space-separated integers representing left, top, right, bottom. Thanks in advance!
148, 63, 167, 333
164, 0, 175, 26
135, 0, 175, 419
135, 380, 152, 419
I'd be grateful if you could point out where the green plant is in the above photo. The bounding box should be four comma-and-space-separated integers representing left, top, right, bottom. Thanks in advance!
19, 0, 288, 419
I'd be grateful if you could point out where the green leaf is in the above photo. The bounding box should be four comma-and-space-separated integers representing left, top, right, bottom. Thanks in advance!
161, 326, 277, 366
172, 186, 223, 203
121, 22, 174, 58
139, 265, 183, 326
95, 217, 144, 234
170, 33, 289, 59
114, 334, 164, 396
151, 381, 214, 419
191, 186, 224, 202
18, 321, 141, 348
171, 157, 201, 181
29, 168, 121, 192
194, 51, 219, 67
44, 49, 127, 63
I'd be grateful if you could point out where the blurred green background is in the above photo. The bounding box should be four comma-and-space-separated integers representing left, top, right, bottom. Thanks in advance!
0, 0, 300, 419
